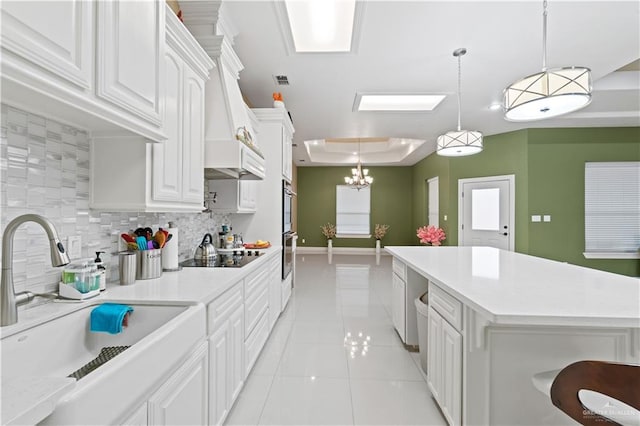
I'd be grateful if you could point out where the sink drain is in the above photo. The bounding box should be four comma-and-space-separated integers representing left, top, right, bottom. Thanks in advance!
67, 346, 130, 380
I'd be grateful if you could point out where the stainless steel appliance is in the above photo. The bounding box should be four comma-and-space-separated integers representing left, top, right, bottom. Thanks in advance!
282, 231, 295, 279
180, 250, 264, 268
283, 180, 294, 234
282, 180, 296, 279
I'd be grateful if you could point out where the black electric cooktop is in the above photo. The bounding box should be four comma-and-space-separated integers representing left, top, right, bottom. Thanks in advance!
180, 251, 264, 268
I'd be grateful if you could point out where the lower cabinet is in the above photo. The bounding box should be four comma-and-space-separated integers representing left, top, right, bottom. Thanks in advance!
244, 310, 270, 377
427, 305, 462, 426
207, 282, 245, 426
147, 342, 209, 426
391, 272, 406, 342
120, 403, 148, 426
268, 255, 282, 330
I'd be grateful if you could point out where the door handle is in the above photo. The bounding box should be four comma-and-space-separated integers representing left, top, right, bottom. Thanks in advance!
502, 232, 508, 236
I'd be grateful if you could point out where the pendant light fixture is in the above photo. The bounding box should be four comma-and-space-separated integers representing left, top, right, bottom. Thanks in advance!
344, 139, 373, 190
503, 0, 591, 121
437, 48, 483, 157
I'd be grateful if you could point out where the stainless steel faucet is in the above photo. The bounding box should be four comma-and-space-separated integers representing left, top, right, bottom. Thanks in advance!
1, 214, 70, 326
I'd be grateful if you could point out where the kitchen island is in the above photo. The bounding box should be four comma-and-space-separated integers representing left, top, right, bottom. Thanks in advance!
385, 246, 640, 425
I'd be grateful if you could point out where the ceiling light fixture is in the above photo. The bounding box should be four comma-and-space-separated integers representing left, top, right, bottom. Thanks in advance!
503, 0, 592, 121
284, 0, 356, 52
344, 139, 373, 190
355, 94, 446, 112
437, 48, 483, 157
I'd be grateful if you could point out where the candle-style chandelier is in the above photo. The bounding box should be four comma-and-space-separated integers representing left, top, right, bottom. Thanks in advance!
344, 139, 373, 190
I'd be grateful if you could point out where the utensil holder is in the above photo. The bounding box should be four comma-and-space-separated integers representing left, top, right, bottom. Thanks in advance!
119, 252, 137, 285
136, 249, 162, 280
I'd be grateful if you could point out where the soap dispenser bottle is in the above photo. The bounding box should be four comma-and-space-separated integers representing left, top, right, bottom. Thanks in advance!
95, 251, 107, 291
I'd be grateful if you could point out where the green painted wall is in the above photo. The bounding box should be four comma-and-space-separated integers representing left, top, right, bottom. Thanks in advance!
411, 127, 640, 277
297, 166, 414, 248
411, 150, 451, 244
526, 127, 640, 276
448, 130, 530, 253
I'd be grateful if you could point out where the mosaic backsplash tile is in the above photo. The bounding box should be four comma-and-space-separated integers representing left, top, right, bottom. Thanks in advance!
0, 104, 230, 294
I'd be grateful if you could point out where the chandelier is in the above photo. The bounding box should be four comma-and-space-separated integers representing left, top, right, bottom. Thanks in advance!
503, 0, 591, 121
344, 140, 373, 190
437, 48, 483, 157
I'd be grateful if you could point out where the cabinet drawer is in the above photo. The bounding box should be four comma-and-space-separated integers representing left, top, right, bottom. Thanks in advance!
207, 282, 243, 334
245, 285, 269, 336
244, 309, 270, 377
244, 264, 269, 297
429, 283, 463, 331
392, 258, 407, 281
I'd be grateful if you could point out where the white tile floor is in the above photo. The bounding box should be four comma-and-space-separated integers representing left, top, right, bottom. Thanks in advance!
225, 254, 446, 426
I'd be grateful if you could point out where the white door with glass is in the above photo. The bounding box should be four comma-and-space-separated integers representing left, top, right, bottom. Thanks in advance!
458, 175, 515, 251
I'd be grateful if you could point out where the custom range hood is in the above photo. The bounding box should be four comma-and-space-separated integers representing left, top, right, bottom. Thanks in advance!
203, 36, 265, 180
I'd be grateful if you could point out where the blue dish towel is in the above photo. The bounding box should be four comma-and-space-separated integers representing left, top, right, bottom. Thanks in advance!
90, 303, 134, 334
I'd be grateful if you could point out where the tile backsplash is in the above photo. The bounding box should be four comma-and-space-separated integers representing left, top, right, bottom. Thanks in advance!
0, 104, 229, 294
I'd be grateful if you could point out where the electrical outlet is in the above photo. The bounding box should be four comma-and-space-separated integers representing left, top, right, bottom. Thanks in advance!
543, 215, 551, 222
67, 236, 82, 259
301, 238, 305, 244
444, 215, 448, 221
531, 215, 541, 222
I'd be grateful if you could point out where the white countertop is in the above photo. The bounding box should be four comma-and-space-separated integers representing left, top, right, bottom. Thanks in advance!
385, 246, 640, 328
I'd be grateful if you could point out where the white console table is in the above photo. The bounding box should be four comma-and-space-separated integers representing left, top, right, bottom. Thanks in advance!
385, 246, 640, 425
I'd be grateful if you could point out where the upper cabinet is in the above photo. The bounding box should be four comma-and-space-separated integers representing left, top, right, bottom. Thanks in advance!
90, 5, 214, 212
96, 0, 164, 127
0, 0, 166, 141
0, 0, 93, 90
282, 117, 293, 182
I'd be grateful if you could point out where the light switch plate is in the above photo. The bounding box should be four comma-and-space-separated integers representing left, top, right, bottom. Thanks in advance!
543, 215, 551, 222
67, 236, 82, 259
531, 215, 541, 222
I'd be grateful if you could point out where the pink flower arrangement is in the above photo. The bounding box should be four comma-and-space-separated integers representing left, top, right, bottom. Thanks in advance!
417, 225, 446, 246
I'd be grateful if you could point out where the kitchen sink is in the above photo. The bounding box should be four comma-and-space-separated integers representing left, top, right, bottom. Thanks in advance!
1, 299, 206, 425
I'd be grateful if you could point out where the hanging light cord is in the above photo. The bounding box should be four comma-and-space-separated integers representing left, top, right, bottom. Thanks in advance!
456, 52, 462, 131
453, 48, 467, 132
542, 0, 548, 71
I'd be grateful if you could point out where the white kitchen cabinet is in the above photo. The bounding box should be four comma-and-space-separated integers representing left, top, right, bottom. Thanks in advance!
268, 255, 282, 330
282, 122, 293, 182
0, 0, 93, 90
209, 324, 229, 426
244, 265, 271, 377
207, 282, 244, 426
90, 7, 213, 212
281, 273, 292, 311
391, 258, 428, 346
147, 342, 209, 426
391, 272, 406, 342
0, 1, 169, 141
427, 288, 462, 426
120, 403, 147, 426
207, 180, 258, 213
96, 0, 163, 127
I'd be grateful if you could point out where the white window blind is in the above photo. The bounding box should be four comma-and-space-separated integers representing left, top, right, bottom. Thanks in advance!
336, 185, 370, 236
585, 162, 640, 256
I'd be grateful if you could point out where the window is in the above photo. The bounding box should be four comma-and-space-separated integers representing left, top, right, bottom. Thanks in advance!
584, 162, 640, 259
336, 185, 370, 237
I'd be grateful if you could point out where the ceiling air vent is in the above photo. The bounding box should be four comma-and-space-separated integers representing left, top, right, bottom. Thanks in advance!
274, 75, 290, 86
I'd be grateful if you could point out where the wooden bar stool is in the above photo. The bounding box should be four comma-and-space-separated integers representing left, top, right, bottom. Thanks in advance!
533, 360, 640, 425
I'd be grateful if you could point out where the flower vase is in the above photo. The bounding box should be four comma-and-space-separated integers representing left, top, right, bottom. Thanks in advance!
375, 239, 381, 254
327, 239, 333, 251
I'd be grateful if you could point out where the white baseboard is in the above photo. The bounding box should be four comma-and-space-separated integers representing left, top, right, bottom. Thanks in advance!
296, 246, 391, 255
